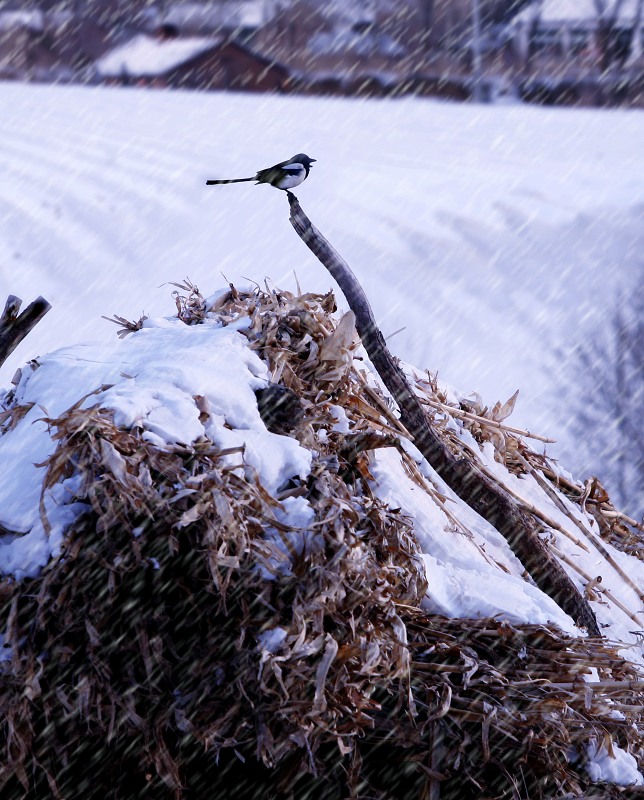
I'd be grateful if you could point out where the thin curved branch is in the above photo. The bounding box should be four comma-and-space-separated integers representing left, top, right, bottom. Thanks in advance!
287, 191, 599, 636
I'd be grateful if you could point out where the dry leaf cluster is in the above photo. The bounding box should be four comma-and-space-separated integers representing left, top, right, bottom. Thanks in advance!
415, 374, 644, 562
0, 285, 643, 799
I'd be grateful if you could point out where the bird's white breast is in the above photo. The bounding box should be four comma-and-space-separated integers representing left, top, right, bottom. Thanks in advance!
276, 164, 306, 189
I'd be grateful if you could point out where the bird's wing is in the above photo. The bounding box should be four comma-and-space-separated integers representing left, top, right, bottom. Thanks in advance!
280, 163, 304, 175
254, 162, 304, 185
254, 166, 281, 183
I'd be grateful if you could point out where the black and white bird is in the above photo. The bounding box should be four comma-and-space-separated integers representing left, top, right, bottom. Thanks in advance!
206, 153, 316, 191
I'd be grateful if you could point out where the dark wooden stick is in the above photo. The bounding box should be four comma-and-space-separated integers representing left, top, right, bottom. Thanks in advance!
0, 295, 52, 369
287, 192, 600, 636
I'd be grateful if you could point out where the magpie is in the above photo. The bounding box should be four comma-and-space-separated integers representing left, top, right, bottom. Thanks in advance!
206, 153, 316, 191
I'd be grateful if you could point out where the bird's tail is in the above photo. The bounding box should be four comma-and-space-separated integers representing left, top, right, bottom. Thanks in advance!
206, 177, 254, 185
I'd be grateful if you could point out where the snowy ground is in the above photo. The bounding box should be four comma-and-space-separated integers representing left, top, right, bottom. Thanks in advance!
1, 82, 643, 457
1, 82, 644, 786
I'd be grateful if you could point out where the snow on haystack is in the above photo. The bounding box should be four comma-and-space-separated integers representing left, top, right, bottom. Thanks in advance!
0, 283, 643, 799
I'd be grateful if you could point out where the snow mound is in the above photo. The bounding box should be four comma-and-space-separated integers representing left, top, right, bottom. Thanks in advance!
0, 283, 643, 797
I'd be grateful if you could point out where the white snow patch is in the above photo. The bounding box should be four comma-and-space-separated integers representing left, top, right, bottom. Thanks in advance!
586, 740, 644, 786
256, 627, 288, 654
96, 34, 218, 78
514, 0, 642, 24
371, 447, 578, 633
0, 320, 312, 579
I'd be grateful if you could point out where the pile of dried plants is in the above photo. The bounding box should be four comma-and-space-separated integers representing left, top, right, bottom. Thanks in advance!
1, 284, 643, 799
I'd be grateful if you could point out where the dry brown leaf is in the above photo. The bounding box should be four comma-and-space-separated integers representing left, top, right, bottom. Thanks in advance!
491, 389, 520, 423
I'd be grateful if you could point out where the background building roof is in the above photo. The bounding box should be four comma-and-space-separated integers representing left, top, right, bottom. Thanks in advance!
96, 33, 219, 78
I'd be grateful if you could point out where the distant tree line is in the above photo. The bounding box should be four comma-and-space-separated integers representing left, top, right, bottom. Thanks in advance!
562, 271, 644, 517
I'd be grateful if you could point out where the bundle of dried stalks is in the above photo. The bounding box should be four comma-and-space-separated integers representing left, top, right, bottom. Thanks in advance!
414, 373, 644, 565
0, 285, 642, 799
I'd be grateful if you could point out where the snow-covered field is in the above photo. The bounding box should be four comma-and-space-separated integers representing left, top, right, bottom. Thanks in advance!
1, 82, 643, 449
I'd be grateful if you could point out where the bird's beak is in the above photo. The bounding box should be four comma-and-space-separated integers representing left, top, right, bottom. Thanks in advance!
310, 159, 317, 162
